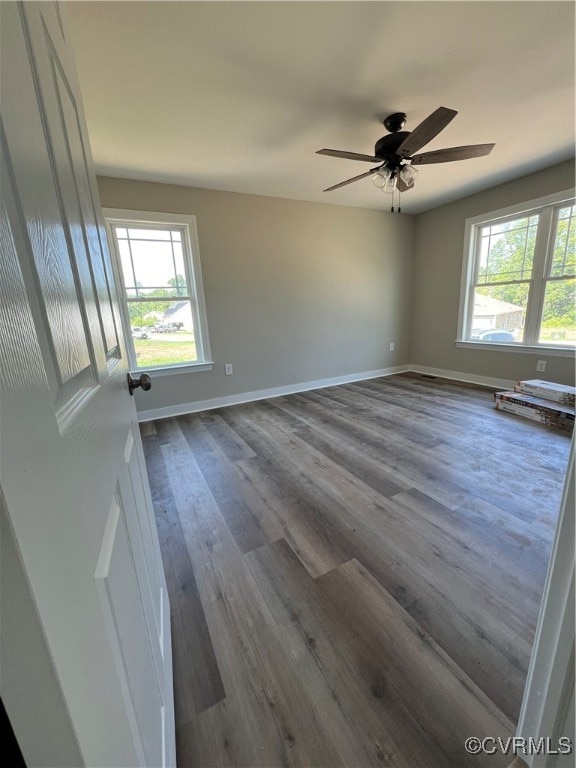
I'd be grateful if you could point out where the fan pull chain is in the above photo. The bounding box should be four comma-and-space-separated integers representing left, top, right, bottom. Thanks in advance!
398, 189, 402, 214
390, 187, 395, 214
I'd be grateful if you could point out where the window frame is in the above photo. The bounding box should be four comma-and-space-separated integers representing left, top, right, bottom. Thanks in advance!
457, 188, 576, 356
103, 208, 213, 373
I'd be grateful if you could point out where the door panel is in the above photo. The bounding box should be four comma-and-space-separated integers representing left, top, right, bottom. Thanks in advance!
1, 6, 94, 400
95, 492, 164, 768
0, 3, 175, 765
120, 427, 164, 676
50, 55, 120, 360
22, 1, 107, 383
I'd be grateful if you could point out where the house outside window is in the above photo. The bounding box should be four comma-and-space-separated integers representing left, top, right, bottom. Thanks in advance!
104, 209, 212, 372
457, 190, 575, 353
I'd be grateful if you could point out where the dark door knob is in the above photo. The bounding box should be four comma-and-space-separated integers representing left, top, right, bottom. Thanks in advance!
127, 372, 152, 396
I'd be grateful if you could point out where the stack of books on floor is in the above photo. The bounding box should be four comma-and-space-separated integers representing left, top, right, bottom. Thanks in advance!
494, 379, 575, 434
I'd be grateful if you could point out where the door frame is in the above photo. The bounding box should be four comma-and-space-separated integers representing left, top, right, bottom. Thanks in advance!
516, 433, 575, 765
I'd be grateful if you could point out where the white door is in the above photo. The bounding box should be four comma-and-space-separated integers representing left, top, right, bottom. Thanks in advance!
0, 2, 175, 766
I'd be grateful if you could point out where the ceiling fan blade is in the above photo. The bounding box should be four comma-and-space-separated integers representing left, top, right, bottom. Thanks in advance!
396, 106, 458, 158
395, 176, 413, 193
317, 148, 381, 163
409, 143, 495, 165
323, 169, 376, 192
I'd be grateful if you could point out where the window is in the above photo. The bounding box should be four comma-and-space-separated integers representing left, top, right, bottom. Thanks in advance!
104, 209, 212, 371
458, 190, 575, 352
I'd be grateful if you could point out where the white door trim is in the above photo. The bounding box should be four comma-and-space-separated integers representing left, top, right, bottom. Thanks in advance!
516, 434, 575, 765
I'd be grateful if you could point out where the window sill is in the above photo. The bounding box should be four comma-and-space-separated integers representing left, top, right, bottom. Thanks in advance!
455, 341, 575, 358
131, 361, 214, 377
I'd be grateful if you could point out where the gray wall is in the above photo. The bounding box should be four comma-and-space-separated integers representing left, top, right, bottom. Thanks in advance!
97, 177, 415, 414
98, 162, 574, 416
411, 160, 575, 385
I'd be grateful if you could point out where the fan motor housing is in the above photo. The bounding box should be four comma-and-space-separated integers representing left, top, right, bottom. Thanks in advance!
374, 131, 410, 162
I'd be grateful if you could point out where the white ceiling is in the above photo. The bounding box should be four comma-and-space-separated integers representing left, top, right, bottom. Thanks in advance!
66, 1, 575, 214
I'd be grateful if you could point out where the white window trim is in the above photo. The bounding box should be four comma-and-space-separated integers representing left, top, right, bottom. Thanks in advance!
103, 208, 213, 373
457, 188, 576, 357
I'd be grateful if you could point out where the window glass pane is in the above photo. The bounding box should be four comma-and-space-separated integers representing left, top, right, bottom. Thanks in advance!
487, 215, 538, 236
538, 278, 576, 346
129, 239, 189, 294
171, 242, 187, 295
470, 284, 528, 342
140, 286, 180, 298
127, 228, 171, 241
550, 205, 575, 277
115, 227, 127, 239
477, 215, 538, 283
171, 230, 182, 242
118, 239, 135, 288
128, 300, 197, 366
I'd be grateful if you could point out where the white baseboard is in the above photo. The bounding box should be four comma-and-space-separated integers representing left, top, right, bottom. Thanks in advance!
409, 364, 514, 391
137, 363, 517, 422
137, 364, 410, 422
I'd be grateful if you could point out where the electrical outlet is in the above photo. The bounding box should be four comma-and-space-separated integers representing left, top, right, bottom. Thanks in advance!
536, 360, 547, 373
389, 342, 395, 352
225, 363, 233, 375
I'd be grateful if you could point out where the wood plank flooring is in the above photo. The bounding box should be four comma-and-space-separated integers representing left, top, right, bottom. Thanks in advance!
141, 373, 571, 767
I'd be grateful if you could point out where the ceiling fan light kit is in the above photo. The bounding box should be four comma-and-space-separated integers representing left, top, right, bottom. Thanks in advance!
398, 164, 418, 187
317, 106, 495, 208
371, 166, 392, 189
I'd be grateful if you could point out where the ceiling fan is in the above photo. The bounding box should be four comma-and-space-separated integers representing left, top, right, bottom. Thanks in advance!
316, 107, 495, 198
